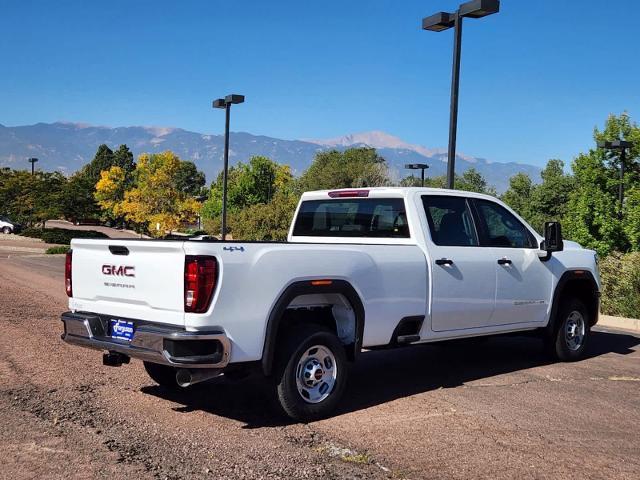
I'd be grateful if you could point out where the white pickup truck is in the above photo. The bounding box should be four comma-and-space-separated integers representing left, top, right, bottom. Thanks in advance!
62, 187, 600, 421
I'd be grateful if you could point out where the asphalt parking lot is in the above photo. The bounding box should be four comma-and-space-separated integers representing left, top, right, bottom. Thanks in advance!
1, 254, 638, 479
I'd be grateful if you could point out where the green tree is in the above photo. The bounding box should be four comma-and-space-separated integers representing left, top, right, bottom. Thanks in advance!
502, 160, 575, 233
297, 148, 390, 191
398, 169, 497, 194
564, 113, 640, 255
0, 169, 67, 226
202, 156, 292, 221
529, 159, 574, 232
84, 144, 115, 185
399, 175, 424, 187
60, 144, 124, 222
111, 145, 136, 183
564, 150, 626, 255
501, 172, 535, 223
455, 168, 497, 196
61, 172, 101, 223
175, 160, 206, 197
232, 191, 299, 241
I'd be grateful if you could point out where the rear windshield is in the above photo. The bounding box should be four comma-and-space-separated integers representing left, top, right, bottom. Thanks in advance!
292, 198, 410, 238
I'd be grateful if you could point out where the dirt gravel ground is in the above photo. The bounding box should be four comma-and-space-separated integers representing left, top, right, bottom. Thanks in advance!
0, 234, 59, 256
1, 255, 639, 480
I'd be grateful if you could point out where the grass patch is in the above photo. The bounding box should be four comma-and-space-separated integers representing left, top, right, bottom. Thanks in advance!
340, 452, 372, 464
318, 443, 372, 465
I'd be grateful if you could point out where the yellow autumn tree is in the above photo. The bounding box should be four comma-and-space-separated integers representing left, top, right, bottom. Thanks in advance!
95, 166, 127, 218
117, 151, 201, 237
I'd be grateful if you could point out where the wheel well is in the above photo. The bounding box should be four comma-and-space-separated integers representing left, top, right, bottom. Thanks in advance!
551, 273, 600, 329
261, 281, 364, 376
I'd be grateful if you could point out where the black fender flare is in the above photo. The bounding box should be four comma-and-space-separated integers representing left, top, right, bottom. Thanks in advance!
547, 269, 600, 334
261, 279, 365, 376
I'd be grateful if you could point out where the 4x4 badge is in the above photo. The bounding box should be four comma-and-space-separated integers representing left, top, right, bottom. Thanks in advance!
223, 246, 245, 252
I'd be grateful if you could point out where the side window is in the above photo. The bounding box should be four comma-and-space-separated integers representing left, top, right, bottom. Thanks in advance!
474, 199, 535, 248
422, 196, 478, 246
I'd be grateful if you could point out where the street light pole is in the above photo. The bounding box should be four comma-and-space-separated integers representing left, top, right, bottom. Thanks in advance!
446, 12, 463, 190
213, 94, 245, 240
28, 157, 38, 175
597, 140, 634, 218
422, 0, 500, 190
619, 147, 625, 216
405, 163, 430, 187
222, 101, 231, 240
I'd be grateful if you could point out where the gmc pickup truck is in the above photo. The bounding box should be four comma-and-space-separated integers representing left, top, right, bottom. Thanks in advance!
61, 187, 600, 421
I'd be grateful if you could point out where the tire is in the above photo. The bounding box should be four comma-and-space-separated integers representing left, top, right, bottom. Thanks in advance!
143, 361, 181, 390
2, 226, 11, 234
275, 325, 348, 422
546, 297, 591, 362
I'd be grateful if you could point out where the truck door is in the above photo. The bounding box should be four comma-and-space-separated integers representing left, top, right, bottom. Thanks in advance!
422, 195, 497, 331
471, 199, 553, 325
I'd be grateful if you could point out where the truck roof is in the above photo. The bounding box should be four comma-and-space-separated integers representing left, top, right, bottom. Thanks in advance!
300, 186, 501, 202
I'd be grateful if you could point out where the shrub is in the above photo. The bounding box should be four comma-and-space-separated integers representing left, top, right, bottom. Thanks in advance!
20, 227, 108, 245
46, 245, 71, 255
42, 228, 108, 245
20, 227, 44, 239
599, 251, 640, 319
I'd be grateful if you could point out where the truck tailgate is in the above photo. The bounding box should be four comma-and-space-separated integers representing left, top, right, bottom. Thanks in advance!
69, 239, 186, 326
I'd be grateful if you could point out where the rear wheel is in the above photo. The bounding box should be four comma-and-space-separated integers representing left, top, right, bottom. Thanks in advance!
143, 361, 181, 389
546, 297, 590, 361
2, 226, 11, 234
275, 325, 348, 422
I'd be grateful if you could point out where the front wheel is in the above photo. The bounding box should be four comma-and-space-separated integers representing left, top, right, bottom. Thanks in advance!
275, 325, 348, 422
546, 298, 591, 361
1, 227, 11, 234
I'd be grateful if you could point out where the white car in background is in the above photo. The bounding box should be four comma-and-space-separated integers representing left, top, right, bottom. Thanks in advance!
0, 216, 20, 234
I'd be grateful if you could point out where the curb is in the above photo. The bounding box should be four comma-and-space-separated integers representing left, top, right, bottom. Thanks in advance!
598, 314, 640, 333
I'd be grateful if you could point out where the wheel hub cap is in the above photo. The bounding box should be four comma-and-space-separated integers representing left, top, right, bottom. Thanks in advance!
295, 345, 337, 404
565, 311, 585, 351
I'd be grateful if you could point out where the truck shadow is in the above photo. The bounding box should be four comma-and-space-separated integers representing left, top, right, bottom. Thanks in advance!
141, 330, 639, 428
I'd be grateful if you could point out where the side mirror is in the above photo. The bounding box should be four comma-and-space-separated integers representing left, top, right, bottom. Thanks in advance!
543, 221, 564, 253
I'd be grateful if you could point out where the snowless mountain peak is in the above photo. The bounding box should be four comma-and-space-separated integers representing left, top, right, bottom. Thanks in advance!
308, 130, 486, 163
310, 131, 409, 149
309, 130, 448, 159
143, 126, 177, 137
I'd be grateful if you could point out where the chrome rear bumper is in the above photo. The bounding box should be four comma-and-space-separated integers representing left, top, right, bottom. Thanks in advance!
61, 311, 231, 369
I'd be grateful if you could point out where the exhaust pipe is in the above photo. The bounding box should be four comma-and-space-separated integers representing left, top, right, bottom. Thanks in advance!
175, 368, 222, 388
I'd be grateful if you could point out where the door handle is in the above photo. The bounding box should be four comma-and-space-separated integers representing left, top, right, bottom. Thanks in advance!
497, 258, 512, 265
435, 258, 454, 266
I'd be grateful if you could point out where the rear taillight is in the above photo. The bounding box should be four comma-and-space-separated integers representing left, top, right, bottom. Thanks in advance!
184, 255, 217, 313
65, 250, 73, 297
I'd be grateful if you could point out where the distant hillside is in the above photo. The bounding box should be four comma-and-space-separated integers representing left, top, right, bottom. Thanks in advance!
0, 122, 541, 192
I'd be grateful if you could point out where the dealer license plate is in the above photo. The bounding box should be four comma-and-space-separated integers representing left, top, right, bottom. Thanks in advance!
110, 319, 134, 342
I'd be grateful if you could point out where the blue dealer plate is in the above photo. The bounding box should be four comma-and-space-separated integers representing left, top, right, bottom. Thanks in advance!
110, 319, 134, 341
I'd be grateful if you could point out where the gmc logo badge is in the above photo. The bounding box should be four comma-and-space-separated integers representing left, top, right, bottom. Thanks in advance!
102, 265, 135, 277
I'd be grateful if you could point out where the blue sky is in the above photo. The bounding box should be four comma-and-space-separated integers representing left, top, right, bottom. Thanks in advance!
1, 0, 638, 167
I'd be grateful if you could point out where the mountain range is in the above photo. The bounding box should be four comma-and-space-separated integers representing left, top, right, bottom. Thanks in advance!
0, 122, 541, 192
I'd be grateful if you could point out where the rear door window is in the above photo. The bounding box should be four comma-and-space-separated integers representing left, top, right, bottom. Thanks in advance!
422, 196, 478, 246
292, 198, 410, 238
